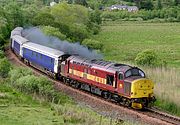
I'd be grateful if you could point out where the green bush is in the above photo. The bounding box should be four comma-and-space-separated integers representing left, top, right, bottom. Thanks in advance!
0, 50, 5, 58
135, 49, 165, 67
9, 67, 33, 84
82, 39, 103, 50
9, 67, 72, 104
0, 58, 11, 78
68, 24, 90, 42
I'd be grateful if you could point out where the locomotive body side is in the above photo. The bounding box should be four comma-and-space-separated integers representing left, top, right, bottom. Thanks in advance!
61, 56, 155, 109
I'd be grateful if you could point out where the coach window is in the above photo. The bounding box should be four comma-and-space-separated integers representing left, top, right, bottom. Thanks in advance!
24, 49, 26, 53
32, 51, 34, 56
36, 53, 38, 58
40, 54, 42, 59
106, 75, 114, 86
51, 58, 53, 63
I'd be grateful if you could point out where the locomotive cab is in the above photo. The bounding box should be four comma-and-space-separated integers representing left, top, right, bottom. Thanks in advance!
123, 68, 155, 109
116, 67, 155, 109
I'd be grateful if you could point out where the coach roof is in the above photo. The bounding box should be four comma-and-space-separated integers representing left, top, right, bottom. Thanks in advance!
11, 35, 29, 45
23, 42, 65, 58
10, 27, 23, 37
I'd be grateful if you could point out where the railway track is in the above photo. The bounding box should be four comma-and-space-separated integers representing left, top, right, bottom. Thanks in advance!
144, 107, 180, 125
5, 47, 180, 125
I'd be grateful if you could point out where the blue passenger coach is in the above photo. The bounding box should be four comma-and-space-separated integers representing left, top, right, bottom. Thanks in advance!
22, 42, 65, 74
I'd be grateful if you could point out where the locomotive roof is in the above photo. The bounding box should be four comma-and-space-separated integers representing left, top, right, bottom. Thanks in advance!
23, 42, 65, 58
68, 56, 132, 73
11, 35, 29, 45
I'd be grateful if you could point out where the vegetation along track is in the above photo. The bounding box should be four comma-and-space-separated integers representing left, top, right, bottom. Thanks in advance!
5, 47, 180, 125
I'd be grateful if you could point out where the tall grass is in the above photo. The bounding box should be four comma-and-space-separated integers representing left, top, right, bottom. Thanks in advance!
143, 67, 180, 115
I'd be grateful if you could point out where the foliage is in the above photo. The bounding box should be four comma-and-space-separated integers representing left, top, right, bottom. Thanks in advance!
89, 9, 102, 25
156, 0, 162, 9
102, 6, 180, 22
9, 67, 72, 104
0, 17, 9, 46
4, 2, 25, 28
51, 3, 89, 25
0, 82, 127, 125
68, 24, 90, 42
154, 97, 180, 116
33, 12, 55, 26
41, 26, 66, 40
32, 2, 101, 42
135, 49, 158, 66
82, 39, 103, 50
139, 0, 154, 10
9, 67, 33, 83
74, 0, 88, 6
0, 58, 11, 78
135, 49, 166, 67
0, 50, 5, 58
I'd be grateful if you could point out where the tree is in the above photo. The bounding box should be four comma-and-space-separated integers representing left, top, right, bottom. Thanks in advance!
33, 12, 55, 26
174, 0, 180, 6
5, 2, 25, 28
157, 0, 162, 9
41, 26, 66, 40
74, 0, 88, 7
68, 0, 73, 4
89, 10, 102, 25
51, 3, 89, 25
140, 0, 154, 10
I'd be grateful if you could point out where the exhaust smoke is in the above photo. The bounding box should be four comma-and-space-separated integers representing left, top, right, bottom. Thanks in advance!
22, 27, 103, 59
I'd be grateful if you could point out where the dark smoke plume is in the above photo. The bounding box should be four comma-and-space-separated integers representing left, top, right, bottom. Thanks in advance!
21, 27, 103, 59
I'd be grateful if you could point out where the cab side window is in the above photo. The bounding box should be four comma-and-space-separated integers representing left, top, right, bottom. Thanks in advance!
119, 73, 124, 80
107, 75, 114, 86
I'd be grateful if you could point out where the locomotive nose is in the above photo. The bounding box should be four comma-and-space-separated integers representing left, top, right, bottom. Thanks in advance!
131, 78, 154, 98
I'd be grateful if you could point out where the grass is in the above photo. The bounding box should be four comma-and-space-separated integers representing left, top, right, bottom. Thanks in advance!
93, 21, 180, 116
0, 70, 138, 125
93, 21, 180, 68
144, 67, 180, 116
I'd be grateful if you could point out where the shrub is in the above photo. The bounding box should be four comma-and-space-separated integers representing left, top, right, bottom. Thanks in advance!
68, 24, 90, 42
0, 50, 5, 59
82, 39, 103, 50
9, 67, 72, 104
9, 67, 33, 84
135, 49, 165, 67
0, 58, 11, 78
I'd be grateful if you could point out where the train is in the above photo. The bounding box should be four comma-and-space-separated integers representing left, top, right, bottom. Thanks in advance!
10, 27, 156, 109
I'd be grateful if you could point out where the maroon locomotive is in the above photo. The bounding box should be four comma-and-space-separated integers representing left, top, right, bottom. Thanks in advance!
60, 56, 155, 109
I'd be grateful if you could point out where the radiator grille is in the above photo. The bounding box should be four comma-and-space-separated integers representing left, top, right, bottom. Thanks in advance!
124, 82, 131, 95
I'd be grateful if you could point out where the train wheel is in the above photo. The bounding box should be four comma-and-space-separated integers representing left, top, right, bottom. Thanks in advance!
102, 91, 111, 99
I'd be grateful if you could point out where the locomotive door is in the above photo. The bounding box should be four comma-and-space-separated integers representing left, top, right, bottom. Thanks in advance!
117, 72, 124, 93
